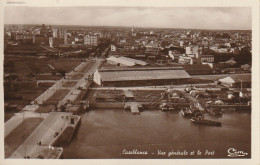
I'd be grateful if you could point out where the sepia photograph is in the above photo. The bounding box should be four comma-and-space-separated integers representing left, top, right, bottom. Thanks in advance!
1, 0, 259, 164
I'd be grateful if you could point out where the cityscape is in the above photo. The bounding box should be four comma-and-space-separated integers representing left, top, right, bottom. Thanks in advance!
4, 6, 252, 159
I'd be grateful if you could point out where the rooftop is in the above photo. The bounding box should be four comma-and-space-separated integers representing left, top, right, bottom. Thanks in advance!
219, 74, 251, 83
98, 68, 190, 82
107, 56, 147, 66
99, 66, 184, 72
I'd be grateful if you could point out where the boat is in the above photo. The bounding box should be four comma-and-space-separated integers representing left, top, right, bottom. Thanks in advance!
160, 103, 177, 111
190, 117, 222, 127
168, 106, 175, 111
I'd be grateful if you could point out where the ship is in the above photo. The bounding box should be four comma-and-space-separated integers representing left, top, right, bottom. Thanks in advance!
190, 117, 222, 127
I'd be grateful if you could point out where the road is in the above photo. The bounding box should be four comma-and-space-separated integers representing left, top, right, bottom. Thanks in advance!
90, 85, 220, 91
58, 59, 103, 107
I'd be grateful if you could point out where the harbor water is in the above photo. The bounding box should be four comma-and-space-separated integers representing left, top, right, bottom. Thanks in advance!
63, 109, 250, 159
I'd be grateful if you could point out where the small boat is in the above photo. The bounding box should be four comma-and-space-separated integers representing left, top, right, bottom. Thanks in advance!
160, 103, 176, 111
161, 106, 176, 111
161, 107, 168, 111
190, 117, 222, 127
168, 106, 175, 111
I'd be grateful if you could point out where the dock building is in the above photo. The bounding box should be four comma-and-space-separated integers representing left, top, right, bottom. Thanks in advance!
93, 67, 191, 86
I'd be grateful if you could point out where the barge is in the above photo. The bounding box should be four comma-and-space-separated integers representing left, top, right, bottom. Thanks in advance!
190, 117, 222, 127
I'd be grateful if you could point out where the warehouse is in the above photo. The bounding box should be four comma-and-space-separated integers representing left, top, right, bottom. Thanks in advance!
106, 56, 147, 66
218, 74, 251, 88
93, 67, 191, 86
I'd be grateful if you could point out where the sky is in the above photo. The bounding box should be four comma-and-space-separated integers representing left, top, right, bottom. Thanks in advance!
4, 7, 251, 30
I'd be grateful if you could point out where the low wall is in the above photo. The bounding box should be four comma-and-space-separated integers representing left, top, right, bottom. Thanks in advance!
142, 102, 190, 109
90, 102, 125, 109
89, 102, 190, 110
209, 105, 251, 111
50, 115, 81, 147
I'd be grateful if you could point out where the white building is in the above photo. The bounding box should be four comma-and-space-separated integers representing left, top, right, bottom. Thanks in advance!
169, 50, 173, 56
120, 39, 126, 44
217, 48, 230, 53
49, 37, 53, 48
33, 28, 41, 35
178, 56, 194, 65
180, 41, 184, 47
218, 75, 251, 88
186, 45, 199, 57
210, 46, 218, 52
52, 29, 58, 38
200, 55, 214, 63
84, 35, 98, 46
111, 45, 116, 51
168, 50, 174, 60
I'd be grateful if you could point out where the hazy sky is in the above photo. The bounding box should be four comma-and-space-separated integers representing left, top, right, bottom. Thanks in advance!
4, 7, 251, 30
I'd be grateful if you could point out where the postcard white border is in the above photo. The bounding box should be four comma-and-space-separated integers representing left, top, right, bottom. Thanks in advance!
0, 0, 259, 165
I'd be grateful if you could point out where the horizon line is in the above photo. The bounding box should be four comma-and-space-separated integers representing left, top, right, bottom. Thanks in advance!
4, 23, 252, 31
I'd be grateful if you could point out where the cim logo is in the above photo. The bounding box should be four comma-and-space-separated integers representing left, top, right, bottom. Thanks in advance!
227, 148, 248, 157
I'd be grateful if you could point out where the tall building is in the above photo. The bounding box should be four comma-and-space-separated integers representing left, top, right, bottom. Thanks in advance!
49, 37, 53, 47
180, 41, 184, 47
186, 45, 199, 56
64, 29, 68, 44
52, 29, 58, 38
179, 46, 203, 65
84, 35, 98, 46
58, 28, 66, 38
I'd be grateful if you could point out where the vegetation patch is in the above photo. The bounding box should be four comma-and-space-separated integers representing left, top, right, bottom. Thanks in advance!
5, 118, 44, 158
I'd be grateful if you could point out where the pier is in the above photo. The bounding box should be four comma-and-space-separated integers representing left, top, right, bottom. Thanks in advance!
125, 102, 141, 114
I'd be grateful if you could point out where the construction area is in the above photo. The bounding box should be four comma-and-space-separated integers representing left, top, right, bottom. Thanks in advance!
4, 55, 103, 159
4, 55, 96, 121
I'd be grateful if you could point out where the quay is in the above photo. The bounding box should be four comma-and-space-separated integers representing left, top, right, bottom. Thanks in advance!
8, 112, 81, 159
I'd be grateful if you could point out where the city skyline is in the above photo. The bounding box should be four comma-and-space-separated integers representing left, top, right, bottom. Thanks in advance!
4, 7, 251, 30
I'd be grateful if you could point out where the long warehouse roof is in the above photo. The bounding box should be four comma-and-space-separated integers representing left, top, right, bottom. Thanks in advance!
98, 69, 191, 82
107, 56, 147, 66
